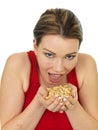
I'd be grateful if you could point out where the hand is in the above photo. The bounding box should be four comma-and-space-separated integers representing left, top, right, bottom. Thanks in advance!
61, 83, 78, 111
35, 86, 64, 112
35, 84, 78, 112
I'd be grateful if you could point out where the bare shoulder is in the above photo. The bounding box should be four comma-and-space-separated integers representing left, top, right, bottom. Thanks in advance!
77, 53, 97, 71
5, 52, 30, 69
0, 52, 31, 126
1, 52, 31, 91
76, 53, 98, 120
76, 53, 98, 87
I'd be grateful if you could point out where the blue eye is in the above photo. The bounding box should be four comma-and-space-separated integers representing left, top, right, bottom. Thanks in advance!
65, 55, 75, 60
45, 53, 53, 58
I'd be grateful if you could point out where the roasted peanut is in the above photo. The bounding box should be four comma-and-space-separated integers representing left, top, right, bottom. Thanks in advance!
45, 85, 72, 103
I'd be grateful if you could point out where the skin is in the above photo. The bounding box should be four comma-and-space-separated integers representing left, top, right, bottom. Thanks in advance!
0, 35, 98, 130
34, 35, 79, 87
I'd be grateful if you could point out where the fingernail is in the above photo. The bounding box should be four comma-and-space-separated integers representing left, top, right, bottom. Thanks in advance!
63, 98, 67, 101
58, 97, 62, 100
60, 102, 63, 105
55, 94, 59, 97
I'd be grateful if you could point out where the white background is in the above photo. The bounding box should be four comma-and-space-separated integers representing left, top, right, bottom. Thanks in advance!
0, 0, 98, 79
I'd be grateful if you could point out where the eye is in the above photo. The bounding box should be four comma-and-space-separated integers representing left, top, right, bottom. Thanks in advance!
44, 53, 54, 58
65, 55, 76, 60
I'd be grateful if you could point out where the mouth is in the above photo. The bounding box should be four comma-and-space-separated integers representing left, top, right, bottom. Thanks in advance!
48, 73, 63, 83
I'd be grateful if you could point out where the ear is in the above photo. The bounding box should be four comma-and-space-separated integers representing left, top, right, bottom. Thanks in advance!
33, 39, 38, 55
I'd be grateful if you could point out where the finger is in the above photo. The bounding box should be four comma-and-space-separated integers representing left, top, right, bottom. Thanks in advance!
51, 102, 63, 112
38, 86, 48, 97
61, 105, 68, 112
66, 96, 77, 105
67, 83, 78, 99
47, 97, 62, 112
63, 98, 74, 110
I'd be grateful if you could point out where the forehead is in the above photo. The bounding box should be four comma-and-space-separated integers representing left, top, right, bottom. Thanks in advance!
39, 35, 79, 53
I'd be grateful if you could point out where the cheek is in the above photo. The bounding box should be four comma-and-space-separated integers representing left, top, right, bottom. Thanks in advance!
37, 55, 53, 68
64, 59, 78, 70
37, 58, 51, 71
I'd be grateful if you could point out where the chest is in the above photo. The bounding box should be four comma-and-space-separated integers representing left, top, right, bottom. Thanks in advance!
35, 110, 73, 130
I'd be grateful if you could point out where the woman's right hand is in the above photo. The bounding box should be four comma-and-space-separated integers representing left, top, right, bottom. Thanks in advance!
34, 86, 63, 112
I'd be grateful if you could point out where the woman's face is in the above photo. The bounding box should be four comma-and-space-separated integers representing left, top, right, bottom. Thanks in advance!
34, 35, 79, 87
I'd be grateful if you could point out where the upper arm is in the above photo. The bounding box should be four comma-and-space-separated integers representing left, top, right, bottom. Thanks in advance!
0, 53, 25, 126
78, 54, 98, 120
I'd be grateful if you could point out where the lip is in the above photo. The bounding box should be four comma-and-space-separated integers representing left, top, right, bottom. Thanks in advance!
48, 73, 63, 83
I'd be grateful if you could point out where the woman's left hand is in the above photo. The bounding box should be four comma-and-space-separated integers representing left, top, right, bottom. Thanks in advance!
60, 83, 78, 112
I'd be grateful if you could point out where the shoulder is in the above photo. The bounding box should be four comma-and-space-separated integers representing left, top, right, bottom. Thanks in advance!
76, 53, 97, 87
4, 52, 31, 75
2, 52, 31, 91
77, 53, 97, 69
0, 52, 31, 126
5, 52, 29, 67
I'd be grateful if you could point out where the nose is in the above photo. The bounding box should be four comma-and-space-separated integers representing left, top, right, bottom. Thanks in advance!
53, 59, 65, 73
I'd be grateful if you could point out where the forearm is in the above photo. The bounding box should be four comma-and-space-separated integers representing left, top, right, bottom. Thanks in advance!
2, 99, 46, 130
66, 101, 98, 130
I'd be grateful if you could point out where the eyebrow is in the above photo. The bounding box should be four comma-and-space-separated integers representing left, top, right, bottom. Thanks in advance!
43, 48, 55, 55
43, 48, 78, 55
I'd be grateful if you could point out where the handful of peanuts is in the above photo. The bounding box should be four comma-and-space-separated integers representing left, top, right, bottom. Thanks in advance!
45, 85, 72, 103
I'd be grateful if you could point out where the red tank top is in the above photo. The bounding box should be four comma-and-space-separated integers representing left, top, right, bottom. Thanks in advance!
23, 51, 79, 130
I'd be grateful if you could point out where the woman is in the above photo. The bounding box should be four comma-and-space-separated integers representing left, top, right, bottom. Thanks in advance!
0, 8, 98, 130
